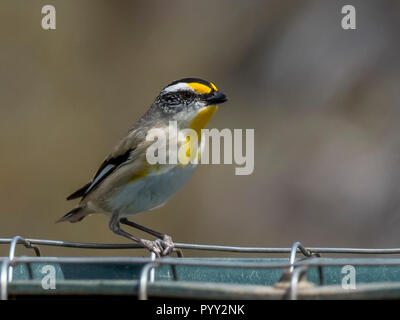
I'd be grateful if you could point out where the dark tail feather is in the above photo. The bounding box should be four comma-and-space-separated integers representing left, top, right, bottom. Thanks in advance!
57, 207, 87, 223
67, 182, 91, 200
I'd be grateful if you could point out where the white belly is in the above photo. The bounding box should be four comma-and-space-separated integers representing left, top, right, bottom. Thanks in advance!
106, 164, 197, 217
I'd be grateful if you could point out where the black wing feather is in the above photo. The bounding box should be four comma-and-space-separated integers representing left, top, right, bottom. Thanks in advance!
66, 149, 132, 201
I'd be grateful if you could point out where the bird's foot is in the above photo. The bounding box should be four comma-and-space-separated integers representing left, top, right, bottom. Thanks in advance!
157, 235, 175, 256
140, 235, 175, 257
140, 239, 164, 257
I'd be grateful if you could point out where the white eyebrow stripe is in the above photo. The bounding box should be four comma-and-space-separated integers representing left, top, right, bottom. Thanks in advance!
163, 82, 193, 93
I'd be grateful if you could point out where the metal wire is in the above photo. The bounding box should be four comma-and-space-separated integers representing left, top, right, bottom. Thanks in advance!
4, 255, 400, 300
2, 255, 400, 268
289, 265, 309, 300
2, 237, 400, 254
3, 237, 400, 300
149, 252, 156, 283
139, 262, 158, 300
0, 260, 9, 300
7, 236, 41, 282
138, 255, 182, 300
289, 241, 312, 272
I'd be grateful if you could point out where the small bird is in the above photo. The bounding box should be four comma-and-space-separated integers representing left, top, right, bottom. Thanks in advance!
59, 78, 227, 257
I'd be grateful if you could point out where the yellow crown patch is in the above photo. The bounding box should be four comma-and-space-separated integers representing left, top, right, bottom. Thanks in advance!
187, 82, 213, 94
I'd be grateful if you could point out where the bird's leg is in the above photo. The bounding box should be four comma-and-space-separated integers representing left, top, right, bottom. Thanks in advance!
109, 215, 164, 257
120, 218, 174, 256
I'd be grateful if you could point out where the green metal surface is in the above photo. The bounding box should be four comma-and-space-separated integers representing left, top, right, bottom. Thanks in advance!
11, 258, 400, 284
7, 258, 400, 299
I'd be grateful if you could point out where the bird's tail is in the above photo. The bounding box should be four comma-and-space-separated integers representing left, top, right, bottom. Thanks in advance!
57, 206, 88, 223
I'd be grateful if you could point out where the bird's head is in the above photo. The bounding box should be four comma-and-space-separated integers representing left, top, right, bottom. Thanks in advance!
154, 78, 227, 128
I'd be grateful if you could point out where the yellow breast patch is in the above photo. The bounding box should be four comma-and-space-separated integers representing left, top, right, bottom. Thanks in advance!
178, 136, 196, 166
190, 106, 218, 139
178, 106, 218, 165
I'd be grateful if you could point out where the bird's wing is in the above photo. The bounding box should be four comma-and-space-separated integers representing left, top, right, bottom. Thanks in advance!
67, 129, 150, 201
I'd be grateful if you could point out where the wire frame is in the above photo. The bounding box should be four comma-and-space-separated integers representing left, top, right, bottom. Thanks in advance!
2, 236, 400, 300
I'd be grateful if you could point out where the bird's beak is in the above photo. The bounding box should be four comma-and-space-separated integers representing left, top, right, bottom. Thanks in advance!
205, 91, 228, 105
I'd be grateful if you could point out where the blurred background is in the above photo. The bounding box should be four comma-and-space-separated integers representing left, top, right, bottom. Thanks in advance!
1, 0, 400, 257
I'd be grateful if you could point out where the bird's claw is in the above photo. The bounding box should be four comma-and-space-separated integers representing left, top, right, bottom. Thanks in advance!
156, 235, 175, 256
140, 239, 164, 258
140, 235, 174, 257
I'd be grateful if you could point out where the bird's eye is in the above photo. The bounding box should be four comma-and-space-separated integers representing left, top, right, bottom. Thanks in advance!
181, 91, 193, 100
